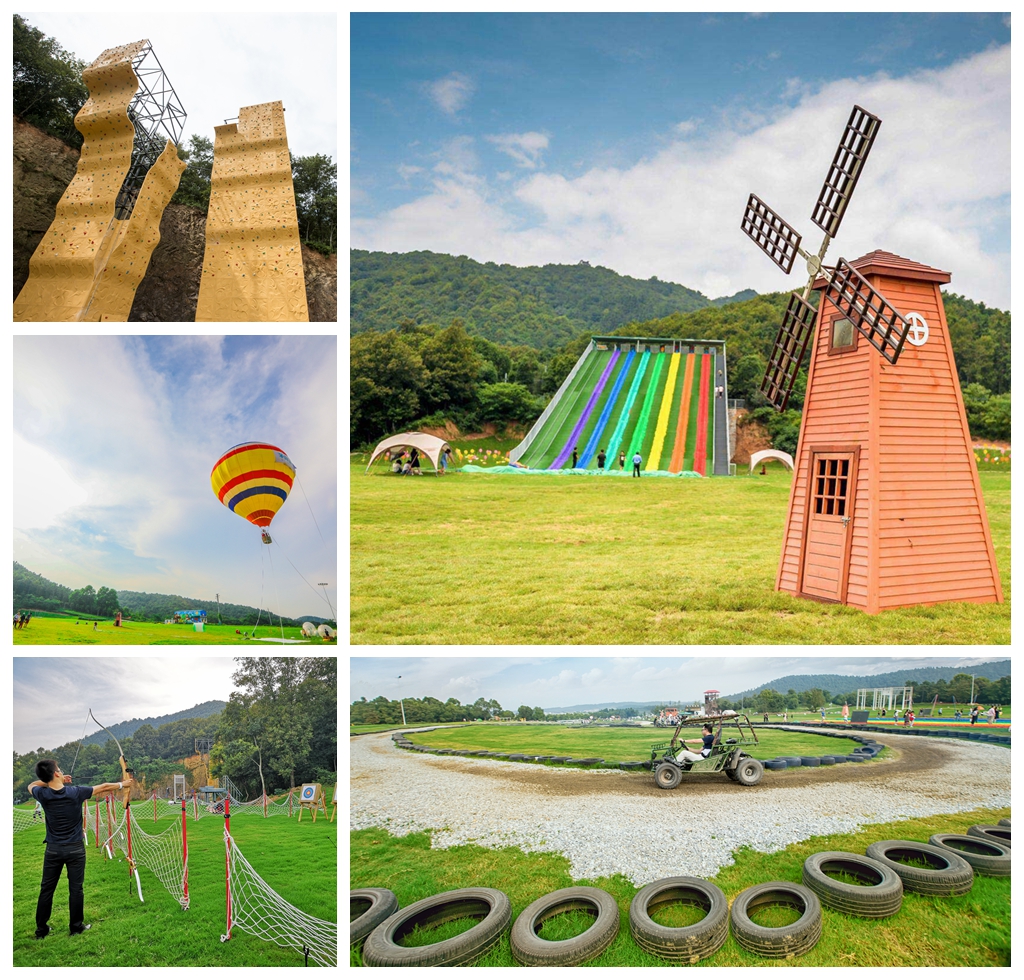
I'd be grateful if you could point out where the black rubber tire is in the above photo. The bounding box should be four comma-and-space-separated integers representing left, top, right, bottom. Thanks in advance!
846, 755, 866, 762
730, 881, 822, 959
782, 757, 802, 767
819, 756, 836, 765
865, 840, 974, 896
998, 818, 1011, 828
967, 824, 1011, 846
510, 886, 620, 966
361, 887, 511, 966
764, 759, 788, 771
733, 757, 764, 786
929, 833, 1011, 877
799, 757, 821, 767
801, 851, 903, 918
628, 877, 729, 963
351, 888, 399, 947
655, 762, 683, 790
725, 767, 740, 781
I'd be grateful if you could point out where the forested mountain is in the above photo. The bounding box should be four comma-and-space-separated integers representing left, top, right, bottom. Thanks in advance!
351, 250, 723, 348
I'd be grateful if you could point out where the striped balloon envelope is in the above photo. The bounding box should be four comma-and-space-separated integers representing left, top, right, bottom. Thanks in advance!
211, 442, 296, 529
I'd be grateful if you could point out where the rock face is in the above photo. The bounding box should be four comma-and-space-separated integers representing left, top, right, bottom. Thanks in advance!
13, 116, 337, 322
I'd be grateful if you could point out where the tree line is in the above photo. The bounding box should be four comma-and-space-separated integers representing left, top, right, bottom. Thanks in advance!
352, 696, 549, 725
14, 659, 336, 802
13, 15, 336, 256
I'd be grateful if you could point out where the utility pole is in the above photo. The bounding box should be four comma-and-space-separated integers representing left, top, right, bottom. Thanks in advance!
216, 593, 222, 625
970, 674, 976, 704
397, 676, 406, 726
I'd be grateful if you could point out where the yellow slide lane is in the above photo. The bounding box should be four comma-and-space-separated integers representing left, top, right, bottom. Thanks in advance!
645, 352, 681, 470
195, 101, 309, 321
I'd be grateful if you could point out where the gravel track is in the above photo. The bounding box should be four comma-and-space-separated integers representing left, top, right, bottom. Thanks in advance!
350, 730, 1010, 884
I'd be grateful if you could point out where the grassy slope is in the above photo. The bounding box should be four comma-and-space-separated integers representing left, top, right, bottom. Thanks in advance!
350, 805, 1010, 967
350, 468, 1009, 644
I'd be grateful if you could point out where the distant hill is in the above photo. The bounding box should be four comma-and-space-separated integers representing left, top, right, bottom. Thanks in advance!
350, 249, 753, 348
80, 701, 227, 748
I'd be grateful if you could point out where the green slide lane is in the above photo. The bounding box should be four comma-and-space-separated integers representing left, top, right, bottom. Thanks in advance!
626, 352, 665, 463
519, 349, 610, 468
603, 349, 650, 468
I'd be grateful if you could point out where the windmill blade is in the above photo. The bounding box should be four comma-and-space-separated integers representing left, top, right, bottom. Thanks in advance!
810, 105, 882, 239
760, 292, 818, 411
824, 258, 910, 364
741, 193, 803, 274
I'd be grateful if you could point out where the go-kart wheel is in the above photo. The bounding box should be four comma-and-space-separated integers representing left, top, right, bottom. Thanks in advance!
655, 763, 683, 790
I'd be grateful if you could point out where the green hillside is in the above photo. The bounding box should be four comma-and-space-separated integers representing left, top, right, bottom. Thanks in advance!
350, 249, 719, 348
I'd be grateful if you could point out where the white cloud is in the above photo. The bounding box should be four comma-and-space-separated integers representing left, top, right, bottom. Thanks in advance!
674, 119, 699, 136
397, 164, 424, 181
354, 46, 1010, 308
485, 131, 549, 169
433, 135, 479, 177
424, 71, 475, 116
14, 433, 88, 530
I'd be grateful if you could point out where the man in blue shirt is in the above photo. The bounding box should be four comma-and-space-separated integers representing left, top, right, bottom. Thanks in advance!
27, 759, 132, 937
677, 724, 716, 764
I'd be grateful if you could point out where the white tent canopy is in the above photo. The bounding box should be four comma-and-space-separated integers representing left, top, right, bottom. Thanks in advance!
749, 449, 795, 473
366, 432, 452, 474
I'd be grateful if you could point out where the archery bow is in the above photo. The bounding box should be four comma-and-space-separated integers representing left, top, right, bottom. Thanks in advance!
89, 709, 143, 902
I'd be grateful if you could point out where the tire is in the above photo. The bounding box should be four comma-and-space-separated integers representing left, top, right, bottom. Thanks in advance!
730, 881, 822, 959
865, 840, 974, 896
629, 877, 729, 963
802, 852, 903, 918
800, 757, 821, 767
783, 757, 802, 767
998, 819, 1011, 828
351, 888, 399, 948
929, 834, 1011, 877
733, 757, 764, 787
764, 760, 788, 771
510, 886, 620, 966
966, 824, 1011, 846
725, 768, 740, 781
655, 762, 683, 790
846, 755, 866, 762
361, 887, 511, 966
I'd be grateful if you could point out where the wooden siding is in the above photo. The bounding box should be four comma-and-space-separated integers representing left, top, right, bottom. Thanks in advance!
777, 268, 1001, 611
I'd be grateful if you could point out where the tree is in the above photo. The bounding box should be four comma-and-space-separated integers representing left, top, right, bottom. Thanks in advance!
754, 688, 785, 713
95, 586, 119, 616
533, 706, 546, 721
803, 688, 828, 711
517, 705, 534, 721
13, 15, 88, 147
350, 330, 423, 445
419, 323, 482, 414
477, 382, 540, 424
292, 153, 337, 253
171, 134, 214, 210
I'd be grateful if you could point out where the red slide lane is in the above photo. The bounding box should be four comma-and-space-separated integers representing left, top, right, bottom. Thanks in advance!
693, 354, 711, 476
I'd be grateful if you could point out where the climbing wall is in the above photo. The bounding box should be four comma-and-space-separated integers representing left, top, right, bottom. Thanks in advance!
195, 101, 309, 321
13, 40, 185, 322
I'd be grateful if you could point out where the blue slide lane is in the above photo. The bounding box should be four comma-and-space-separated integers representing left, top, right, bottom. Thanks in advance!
579, 349, 635, 468
602, 349, 650, 466
550, 350, 620, 469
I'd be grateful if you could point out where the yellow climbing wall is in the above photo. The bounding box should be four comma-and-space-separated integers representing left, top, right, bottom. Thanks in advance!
13, 40, 185, 322
195, 101, 309, 322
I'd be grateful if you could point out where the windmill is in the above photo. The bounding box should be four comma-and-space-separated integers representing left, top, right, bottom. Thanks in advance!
738, 105, 1002, 612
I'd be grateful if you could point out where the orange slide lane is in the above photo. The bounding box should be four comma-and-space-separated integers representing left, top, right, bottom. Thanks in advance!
693, 353, 711, 476
668, 353, 695, 473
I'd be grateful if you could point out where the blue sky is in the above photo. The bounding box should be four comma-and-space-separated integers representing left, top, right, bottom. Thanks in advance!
14, 336, 337, 620
351, 12, 1011, 309
14, 657, 239, 753
350, 656, 1006, 712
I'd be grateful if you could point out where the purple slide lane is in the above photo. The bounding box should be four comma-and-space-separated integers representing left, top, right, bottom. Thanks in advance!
550, 350, 620, 469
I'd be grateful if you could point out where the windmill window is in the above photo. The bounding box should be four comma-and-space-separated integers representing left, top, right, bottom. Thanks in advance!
829, 316, 857, 354
813, 457, 851, 517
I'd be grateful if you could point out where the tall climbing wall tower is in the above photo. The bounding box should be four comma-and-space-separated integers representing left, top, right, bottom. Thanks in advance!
195, 101, 309, 321
13, 40, 186, 321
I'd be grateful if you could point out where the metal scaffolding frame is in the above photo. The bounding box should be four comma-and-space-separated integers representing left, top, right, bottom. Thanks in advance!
115, 41, 187, 219
856, 686, 913, 712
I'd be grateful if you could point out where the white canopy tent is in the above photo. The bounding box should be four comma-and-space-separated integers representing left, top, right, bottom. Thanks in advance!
366, 432, 452, 475
749, 449, 794, 473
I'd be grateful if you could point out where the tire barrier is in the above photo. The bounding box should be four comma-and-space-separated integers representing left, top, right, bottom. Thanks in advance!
362, 887, 512, 967
819, 756, 836, 765
929, 834, 1011, 877
967, 824, 1011, 847
351, 888, 399, 948
801, 852, 903, 918
764, 759, 788, 771
510, 886, 620, 966
628, 877, 729, 963
782, 757, 803, 767
846, 755, 867, 762
799, 757, 821, 768
999, 818, 1011, 828
730, 881, 822, 959
864, 840, 974, 896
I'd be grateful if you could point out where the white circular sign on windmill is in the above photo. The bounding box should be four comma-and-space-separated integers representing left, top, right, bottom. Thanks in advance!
904, 312, 929, 347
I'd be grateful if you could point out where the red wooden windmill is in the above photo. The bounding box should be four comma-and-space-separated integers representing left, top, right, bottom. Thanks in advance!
741, 106, 1002, 612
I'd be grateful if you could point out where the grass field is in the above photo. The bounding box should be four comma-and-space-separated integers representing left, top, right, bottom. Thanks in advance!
350, 465, 1010, 644
13, 619, 337, 646
350, 805, 1010, 966
403, 722, 871, 762
14, 802, 336, 966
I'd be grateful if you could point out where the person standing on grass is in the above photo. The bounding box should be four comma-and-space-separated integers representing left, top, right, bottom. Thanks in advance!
842, 702, 850, 723
986, 705, 996, 725
572, 446, 579, 468
619, 451, 626, 470
820, 706, 826, 722
632, 452, 642, 477
27, 760, 132, 937
970, 705, 979, 725
597, 449, 607, 470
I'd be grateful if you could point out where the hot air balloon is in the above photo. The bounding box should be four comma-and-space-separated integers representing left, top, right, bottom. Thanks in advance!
211, 442, 295, 543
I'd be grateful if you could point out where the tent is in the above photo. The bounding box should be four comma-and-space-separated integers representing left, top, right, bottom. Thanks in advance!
366, 432, 452, 475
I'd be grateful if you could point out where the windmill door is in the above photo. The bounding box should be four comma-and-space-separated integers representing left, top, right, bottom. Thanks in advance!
800, 449, 859, 602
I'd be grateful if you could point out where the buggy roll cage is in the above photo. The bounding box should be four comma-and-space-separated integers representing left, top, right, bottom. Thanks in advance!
666, 713, 759, 752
